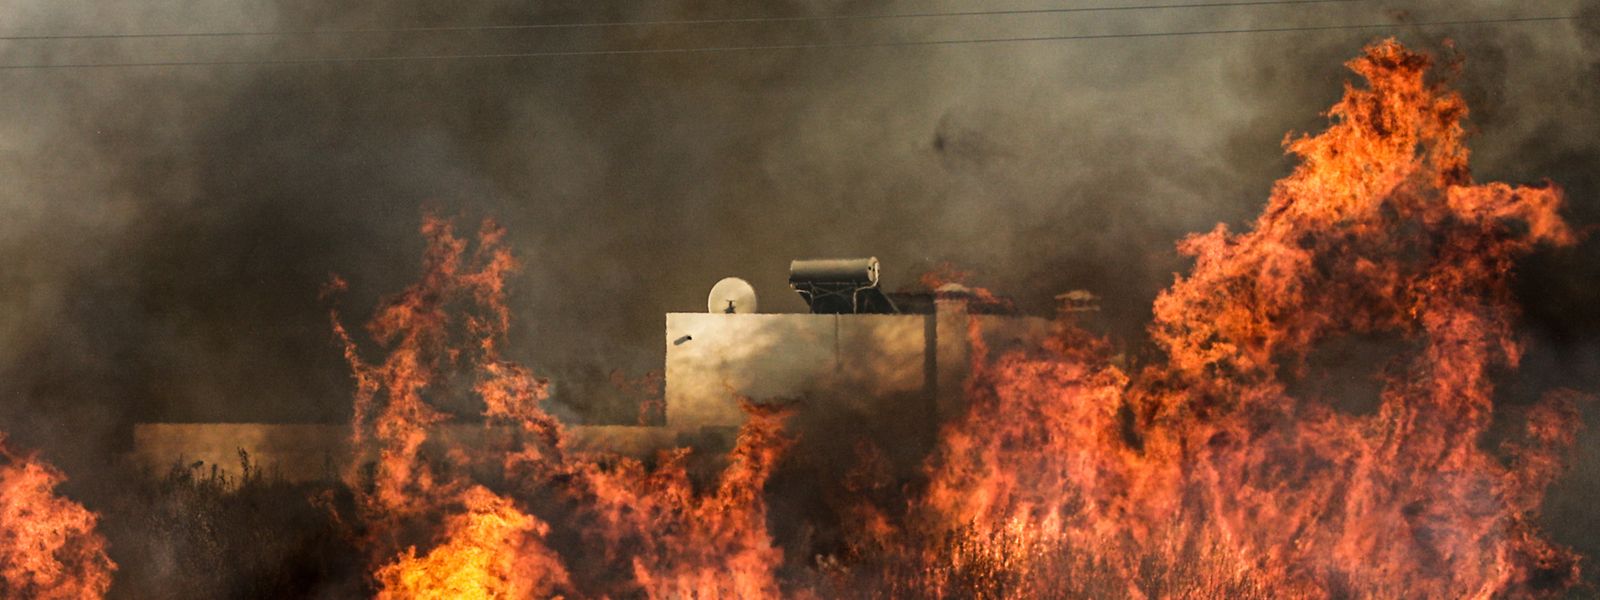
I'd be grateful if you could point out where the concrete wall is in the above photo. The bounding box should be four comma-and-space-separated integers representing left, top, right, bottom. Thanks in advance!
664, 307, 1053, 454
664, 313, 932, 430
133, 423, 347, 482
132, 423, 679, 483
132, 303, 1055, 482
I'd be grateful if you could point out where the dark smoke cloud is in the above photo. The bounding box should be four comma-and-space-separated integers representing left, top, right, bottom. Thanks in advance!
1, 0, 1597, 571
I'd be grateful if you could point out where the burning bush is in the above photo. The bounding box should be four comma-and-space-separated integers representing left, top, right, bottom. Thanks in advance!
834, 39, 1585, 599
321, 39, 1583, 599
330, 216, 793, 598
0, 435, 116, 599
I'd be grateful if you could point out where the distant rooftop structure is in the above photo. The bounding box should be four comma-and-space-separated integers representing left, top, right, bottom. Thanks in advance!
667, 258, 1050, 475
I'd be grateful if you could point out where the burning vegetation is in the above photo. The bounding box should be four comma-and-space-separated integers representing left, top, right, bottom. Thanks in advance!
0, 436, 116, 599
825, 39, 1586, 599
0, 39, 1589, 598
328, 216, 795, 598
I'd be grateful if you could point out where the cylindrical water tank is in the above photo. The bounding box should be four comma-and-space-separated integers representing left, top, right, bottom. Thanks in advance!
788, 257, 880, 286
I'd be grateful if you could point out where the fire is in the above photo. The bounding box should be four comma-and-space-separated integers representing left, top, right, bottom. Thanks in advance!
331, 217, 792, 598
332, 38, 1583, 598
0, 435, 116, 599
844, 39, 1584, 598
374, 486, 568, 600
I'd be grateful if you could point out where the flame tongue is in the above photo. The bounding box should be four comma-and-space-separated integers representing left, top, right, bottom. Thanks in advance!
856, 39, 1583, 598
374, 486, 568, 600
334, 218, 792, 598
1149, 38, 1578, 596
0, 436, 116, 599
334, 39, 1581, 599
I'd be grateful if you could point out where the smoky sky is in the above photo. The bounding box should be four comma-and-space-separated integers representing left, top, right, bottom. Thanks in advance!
1, 0, 1598, 554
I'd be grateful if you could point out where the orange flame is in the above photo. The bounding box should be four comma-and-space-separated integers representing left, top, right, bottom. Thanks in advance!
332, 215, 792, 598
849, 39, 1584, 598
0, 435, 116, 599
374, 486, 569, 600
335, 39, 1583, 598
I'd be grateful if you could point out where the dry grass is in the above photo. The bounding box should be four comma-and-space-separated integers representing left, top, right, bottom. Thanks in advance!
98, 450, 364, 598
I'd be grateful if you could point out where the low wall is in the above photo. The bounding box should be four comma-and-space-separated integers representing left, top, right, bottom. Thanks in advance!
132, 423, 684, 482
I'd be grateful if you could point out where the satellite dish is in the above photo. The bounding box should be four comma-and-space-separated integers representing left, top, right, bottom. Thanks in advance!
708, 277, 758, 314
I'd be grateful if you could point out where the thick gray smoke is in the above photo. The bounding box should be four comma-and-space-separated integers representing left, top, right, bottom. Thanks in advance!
1, 0, 1597, 572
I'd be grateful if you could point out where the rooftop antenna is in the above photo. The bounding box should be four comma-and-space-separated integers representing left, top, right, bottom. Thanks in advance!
708, 277, 758, 314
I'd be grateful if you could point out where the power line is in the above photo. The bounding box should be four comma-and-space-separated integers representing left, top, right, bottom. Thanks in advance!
0, 0, 1363, 41
0, 14, 1583, 71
